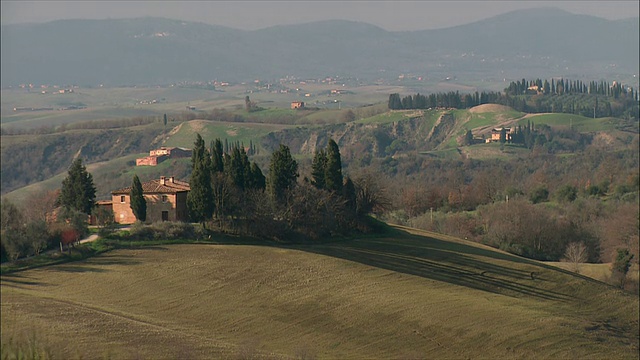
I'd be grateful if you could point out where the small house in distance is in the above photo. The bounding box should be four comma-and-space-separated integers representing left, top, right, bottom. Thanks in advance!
111, 176, 190, 224
486, 127, 514, 143
136, 146, 191, 166
291, 101, 305, 109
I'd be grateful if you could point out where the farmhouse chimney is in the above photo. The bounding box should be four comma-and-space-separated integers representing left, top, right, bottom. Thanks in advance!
170, 176, 175, 183
160, 176, 166, 185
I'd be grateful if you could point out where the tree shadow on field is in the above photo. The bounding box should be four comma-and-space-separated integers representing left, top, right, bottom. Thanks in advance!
50, 265, 109, 273
1, 273, 49, 288
298, 229, 578, 301
49, 253, 141, 273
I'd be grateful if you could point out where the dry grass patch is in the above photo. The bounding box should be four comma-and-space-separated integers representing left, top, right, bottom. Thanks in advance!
2, 229, 638, 359
469, 104, 515, 114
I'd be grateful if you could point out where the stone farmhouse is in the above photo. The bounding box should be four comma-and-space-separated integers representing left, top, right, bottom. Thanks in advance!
136, 146, 191, 166
291, 101, 305, 109
111, 176, 190, 224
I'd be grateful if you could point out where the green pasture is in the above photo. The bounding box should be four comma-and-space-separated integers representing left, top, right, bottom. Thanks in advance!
518, 113, 616, 132
462, 110, 525, 130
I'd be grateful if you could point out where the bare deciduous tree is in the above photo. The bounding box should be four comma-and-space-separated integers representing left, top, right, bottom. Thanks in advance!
22, 190, 59, 223
563, 242, 588, 273
353, 172, 391, 216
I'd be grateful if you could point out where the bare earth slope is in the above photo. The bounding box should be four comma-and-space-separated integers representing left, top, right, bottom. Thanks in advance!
2, 229, 638, 359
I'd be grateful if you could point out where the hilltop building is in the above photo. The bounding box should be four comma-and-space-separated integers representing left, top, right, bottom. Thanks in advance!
136, 147, 191, 166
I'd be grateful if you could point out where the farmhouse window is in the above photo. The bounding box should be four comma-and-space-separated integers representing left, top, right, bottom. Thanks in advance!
162, 195, 168, 203
120, 195, 125, 203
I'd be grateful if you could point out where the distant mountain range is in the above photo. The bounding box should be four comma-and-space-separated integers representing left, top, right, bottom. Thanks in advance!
1, 8, 638, 86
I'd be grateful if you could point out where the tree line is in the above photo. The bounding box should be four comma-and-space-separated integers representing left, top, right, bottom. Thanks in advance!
388, 77, 639, 119
388, 91, 503, 110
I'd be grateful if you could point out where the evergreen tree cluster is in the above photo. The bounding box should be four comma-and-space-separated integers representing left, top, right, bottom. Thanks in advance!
388, 77, 639, 119
188, 134, 266, 225
187, 134, 376, 240
311, 139, 343, 193
222, 138, 258, 156
504, 78, 639, 119
310, 139, 358, 216
505, 78, 637, 99
388, 91, 502, 110
267, 144, 298, 202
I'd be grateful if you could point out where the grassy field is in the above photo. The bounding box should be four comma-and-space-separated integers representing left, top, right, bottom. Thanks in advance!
162, 119, 292, 150
517, 113, 617, 132
2, 226, 637, 359
357, 110, 412, 125
462, 110, 525, 131
1, 84, 392, 130
2, 153, 150, 203
0, 86, 225, 129
547, 261, 639, 285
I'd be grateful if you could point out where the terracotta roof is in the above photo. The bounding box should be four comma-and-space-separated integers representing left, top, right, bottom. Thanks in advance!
112, 177, 190, 195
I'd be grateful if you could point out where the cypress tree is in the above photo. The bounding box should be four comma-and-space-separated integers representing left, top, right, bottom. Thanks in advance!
227, 145, 245, 190
325, 139, 343, 193
248, 163, 266, 191
240, 147, 252, 188
187, 135, 214, 223
191, 134, 206, 165
311, 148, 327, 189
211, 138, 224, 173
58, 158, 96, 215
343, 176, 357, 215
129, 174, 147, 222
267, 144, 298, 201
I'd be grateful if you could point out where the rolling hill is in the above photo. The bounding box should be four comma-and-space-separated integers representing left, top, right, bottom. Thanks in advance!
1, 226, 638, 359
1, 8, 637, 86
3, 103, 635, 198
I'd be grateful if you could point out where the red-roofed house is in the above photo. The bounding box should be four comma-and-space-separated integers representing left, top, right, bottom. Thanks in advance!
111, 176, 190, 224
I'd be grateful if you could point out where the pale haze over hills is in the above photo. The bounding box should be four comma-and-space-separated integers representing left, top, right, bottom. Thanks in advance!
1, 7, 638, 87
1, 0, 638, 31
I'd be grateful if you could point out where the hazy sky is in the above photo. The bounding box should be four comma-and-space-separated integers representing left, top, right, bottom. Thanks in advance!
1, 1, 638, 31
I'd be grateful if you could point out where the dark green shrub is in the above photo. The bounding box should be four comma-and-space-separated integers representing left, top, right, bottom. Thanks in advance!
556, 184, 578, 202
529, 186, 549, 204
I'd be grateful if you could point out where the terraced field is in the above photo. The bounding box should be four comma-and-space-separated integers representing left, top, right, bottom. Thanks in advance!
2, 227, 638, 359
